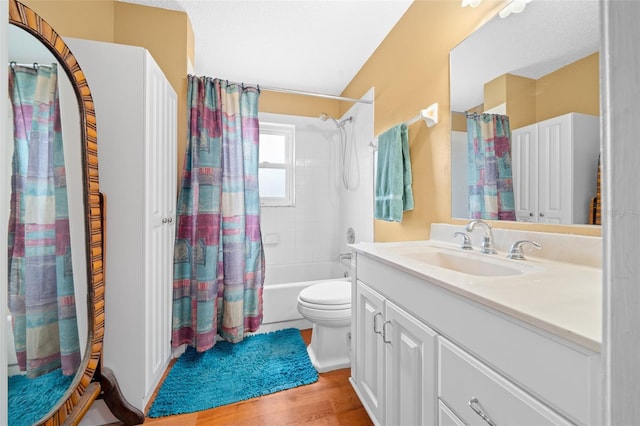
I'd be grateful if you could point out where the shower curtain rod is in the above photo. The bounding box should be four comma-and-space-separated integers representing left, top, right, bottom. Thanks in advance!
9, 62, 52, 69
259, 84, 373, 104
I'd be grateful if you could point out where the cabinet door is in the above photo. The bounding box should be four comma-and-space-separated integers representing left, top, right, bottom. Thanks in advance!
512, 124, 538, 222
384, 300, 438, 426
354, 281, 386, 424
537, 115, 572, 224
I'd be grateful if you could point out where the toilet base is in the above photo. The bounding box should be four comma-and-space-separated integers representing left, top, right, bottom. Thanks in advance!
306, 323, 351, 373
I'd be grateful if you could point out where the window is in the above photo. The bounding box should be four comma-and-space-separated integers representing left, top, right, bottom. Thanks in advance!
259, 122, 295, 206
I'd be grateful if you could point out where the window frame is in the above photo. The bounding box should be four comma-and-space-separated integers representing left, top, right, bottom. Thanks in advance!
259, 122, 295, 207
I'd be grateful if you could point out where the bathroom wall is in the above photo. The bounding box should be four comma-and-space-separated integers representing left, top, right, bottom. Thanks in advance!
20, 0, 194, 188
339, 0, 599, 241
340, 0, 506, 242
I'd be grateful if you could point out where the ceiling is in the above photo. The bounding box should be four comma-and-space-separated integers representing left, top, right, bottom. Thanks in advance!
117, 0, 414, 97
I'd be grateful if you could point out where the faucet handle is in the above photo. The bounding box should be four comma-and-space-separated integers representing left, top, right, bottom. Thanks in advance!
453, 232, 473, 250
507, 240, 542, 260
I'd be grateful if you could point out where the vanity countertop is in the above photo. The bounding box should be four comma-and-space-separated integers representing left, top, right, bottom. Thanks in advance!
351, 239, 602, 352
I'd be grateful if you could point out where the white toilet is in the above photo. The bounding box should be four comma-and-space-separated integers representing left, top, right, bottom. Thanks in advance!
297, 280, 351, 373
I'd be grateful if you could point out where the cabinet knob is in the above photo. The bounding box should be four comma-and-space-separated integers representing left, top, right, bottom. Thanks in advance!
539, 212, 545, 217
529, 212, 534, 217
469, 397, 496, 426
168, 217, 173, 223
162, 218, 168, 224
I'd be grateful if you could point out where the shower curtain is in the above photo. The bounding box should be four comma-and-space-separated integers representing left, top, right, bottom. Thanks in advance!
466, 113, 516, 221
172, 76, 265, 352
7, 63, 81, 378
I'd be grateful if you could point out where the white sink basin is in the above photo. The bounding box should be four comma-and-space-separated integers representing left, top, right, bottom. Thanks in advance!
402, 250, 525, 277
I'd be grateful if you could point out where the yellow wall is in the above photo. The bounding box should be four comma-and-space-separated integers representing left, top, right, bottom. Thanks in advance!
483, 53, 599, 130
19, 0, 194, 182
260, 91, 341, 119
341, 0, 600, 240
113, 2, 192, 186
20, 0, 601, 241
342, 0, 506, 242
505, 74, 537, 129
484, 74, 507, 111
535, 52, 600, 122
20, 0, 114, 41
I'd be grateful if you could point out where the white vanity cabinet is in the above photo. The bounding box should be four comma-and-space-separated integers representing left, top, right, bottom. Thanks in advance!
512, 112, 599, 224
65, 38, 177, 412
350, 252, 601, 426
352, 280, 437, 426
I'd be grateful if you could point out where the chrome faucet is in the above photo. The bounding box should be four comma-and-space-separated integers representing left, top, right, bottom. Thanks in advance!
507, 240, 542, 260
453, 232, 473, 250
465, 219, 497, 254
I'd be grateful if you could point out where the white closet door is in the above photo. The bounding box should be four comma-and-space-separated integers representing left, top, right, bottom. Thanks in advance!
537, 115, 572, 224
512, 124, 538, 222
143, 52, 175, 397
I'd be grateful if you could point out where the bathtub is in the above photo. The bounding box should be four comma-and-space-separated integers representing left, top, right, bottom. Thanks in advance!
261, 261, 350, 332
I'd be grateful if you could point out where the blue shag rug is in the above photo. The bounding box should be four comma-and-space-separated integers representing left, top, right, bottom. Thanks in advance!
8, 369, 75, 426
147, 328, 318, 418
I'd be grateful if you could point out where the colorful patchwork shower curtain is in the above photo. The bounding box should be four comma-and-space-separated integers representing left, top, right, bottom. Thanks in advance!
172, 76, 264, 352
8, 63, 81, 378
466, 113, 516, 221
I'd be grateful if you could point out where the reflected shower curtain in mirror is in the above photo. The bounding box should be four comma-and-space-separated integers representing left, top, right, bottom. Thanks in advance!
7, 63, 81, 378
172, 76, 264, 352
466, 113, 516, 221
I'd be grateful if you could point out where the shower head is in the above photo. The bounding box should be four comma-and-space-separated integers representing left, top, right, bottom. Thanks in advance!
319, 112, 353, 128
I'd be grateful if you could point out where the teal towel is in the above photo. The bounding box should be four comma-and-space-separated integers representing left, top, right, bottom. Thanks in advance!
375, 123, 414, 222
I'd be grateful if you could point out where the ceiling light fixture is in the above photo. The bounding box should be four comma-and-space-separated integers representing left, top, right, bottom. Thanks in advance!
461, 0, 482, 8
499, 0, 533, 18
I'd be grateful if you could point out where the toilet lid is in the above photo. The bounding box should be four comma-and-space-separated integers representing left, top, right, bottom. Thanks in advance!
298, 280, 351, 306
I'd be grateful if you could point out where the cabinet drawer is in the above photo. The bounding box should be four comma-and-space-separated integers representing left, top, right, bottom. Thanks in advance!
439, 338, 572, 426
439, 400, 465, 426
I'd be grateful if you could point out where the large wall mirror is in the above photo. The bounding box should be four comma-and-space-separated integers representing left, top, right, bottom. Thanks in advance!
7, 0, 106, 423
450, 0, 600, 225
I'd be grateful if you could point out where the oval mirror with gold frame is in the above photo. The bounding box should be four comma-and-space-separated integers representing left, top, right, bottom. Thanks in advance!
7, 1, 142, 424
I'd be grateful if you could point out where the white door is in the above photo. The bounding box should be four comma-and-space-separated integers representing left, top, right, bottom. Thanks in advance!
384, 300, 438, 426
512, 123, 538, 222
143, 53, 175, 397
537, 115, 572, 224
354, 281, 386, 424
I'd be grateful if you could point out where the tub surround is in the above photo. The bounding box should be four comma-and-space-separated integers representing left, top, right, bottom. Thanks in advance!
349, 224, 602, 425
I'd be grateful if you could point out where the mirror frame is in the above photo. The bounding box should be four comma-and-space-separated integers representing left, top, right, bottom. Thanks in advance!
8, 0, 105, 423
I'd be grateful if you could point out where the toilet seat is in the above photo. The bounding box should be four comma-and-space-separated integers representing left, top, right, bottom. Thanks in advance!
297, 280, 351, 310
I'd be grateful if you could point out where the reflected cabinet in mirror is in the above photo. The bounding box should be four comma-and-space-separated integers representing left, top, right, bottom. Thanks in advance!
6, 1, 141, 424
450, 0, 601, 225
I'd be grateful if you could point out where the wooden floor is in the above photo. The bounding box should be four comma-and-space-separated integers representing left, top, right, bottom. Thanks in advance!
142, 329, 373, 425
